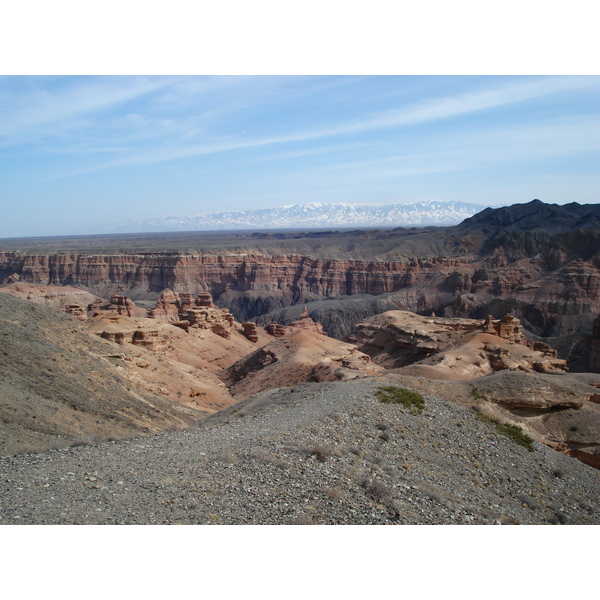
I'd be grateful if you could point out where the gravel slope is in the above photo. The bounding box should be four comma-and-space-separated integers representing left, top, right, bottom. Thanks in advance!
1, 379, 598, 525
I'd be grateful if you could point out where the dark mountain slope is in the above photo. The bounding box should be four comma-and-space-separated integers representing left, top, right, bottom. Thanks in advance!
460, 199, 600, 232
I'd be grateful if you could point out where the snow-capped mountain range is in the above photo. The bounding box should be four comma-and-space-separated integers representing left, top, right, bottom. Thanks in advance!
108, 201, 491, 233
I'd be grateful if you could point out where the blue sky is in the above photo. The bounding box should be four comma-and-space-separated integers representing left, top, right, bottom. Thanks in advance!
1, 75, 599, 238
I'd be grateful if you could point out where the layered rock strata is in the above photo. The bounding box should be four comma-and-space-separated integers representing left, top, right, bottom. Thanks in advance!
150, 290, 237, 339
64, 304, 87, 321
1, 202, 599, 352
242, 322, 259, 342
266, 322, 286, 337
148, 289, 192, 320
87, 297, 104, 317
86, 313, 268, 374
0, 251, 458, 297
1, 248, 596, 341
346, 311, 567, 377
108, 294, 138, 317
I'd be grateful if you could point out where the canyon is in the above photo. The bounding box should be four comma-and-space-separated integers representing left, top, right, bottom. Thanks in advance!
1, 287, 599, 527
1, 199, 600, 525
1, 200, 599, 362
2, 275, 599, 469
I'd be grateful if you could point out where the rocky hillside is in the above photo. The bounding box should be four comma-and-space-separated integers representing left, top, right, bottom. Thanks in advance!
459, 199, 600, 232
220, 329, 384, 400
0, 379, 598, 524
0, 293, 202, 456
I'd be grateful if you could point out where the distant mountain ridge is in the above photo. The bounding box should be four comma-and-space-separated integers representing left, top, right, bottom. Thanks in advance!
107, 201, 490, 233
460, 199, 600, 232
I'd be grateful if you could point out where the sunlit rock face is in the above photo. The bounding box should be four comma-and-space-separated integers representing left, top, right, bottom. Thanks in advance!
345, 310, 567, 377
286, 306, 326, 335
219, 330, 384, 401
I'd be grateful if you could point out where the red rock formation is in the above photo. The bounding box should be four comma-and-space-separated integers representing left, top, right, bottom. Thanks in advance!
0, 251, 469, 300
346, 310, 567, 376
266, 322, 286, 337
172, 320, 190, 332
183, 306, 235, 339
87, 298, 104, 315
131, 328, 164, 350
492, 314, 526, 343
1, 214, 598, 342
109, 295, 138, 317
64, 304, 87, 321
242, 322, 259, 343
196, 292, 214, 307
150, 290, 218, 321
149, 289, 182, 321
151, 289, 237, 339
287, 306, 326, 336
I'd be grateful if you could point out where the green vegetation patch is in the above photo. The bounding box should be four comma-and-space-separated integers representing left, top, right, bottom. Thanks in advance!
470, 384, 487, 401
476, 413, 535, 452
375, 386, 425, 414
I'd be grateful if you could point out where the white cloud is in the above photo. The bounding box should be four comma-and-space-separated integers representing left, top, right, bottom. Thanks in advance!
6, 75, 599, 182
0, 76, 177, 137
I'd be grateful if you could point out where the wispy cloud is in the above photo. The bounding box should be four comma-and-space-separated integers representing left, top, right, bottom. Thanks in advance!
353, 76, 599, 131
0, 76, 178, 138
37, 76, 600, 181
210, 114, 600, 196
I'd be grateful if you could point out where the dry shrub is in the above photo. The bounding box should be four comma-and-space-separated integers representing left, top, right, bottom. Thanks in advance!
306, 444, 335, 462
361, 478, 393, 503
